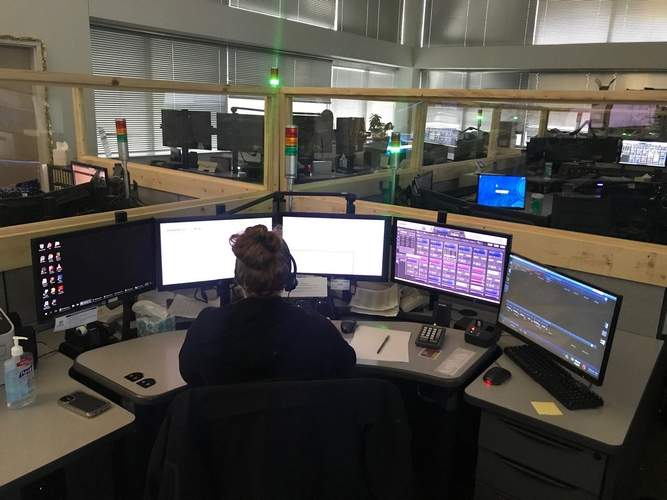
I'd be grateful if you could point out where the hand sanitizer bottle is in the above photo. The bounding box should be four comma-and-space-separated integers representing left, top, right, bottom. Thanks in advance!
4, 336, 35, 409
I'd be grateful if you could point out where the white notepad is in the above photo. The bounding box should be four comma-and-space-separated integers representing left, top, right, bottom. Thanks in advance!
350, 326, 410, 363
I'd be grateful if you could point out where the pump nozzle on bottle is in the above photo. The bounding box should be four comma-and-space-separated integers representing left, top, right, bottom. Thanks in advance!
11, 337, 27, 357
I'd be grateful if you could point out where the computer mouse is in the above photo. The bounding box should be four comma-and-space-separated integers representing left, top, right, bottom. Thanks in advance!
465, 318, 484, 335
483, 366, 511, 386
341, 320, 357, 334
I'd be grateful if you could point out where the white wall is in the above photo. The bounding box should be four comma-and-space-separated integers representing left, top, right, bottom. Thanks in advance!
0, 0, 92, 155
88, 0, 413, 68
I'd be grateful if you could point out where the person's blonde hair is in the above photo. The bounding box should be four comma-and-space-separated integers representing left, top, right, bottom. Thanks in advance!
230, 225, 291, 296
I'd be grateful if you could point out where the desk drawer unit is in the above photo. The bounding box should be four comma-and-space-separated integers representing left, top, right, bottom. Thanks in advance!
478, 414, 606, 495
475, 449, 597, 500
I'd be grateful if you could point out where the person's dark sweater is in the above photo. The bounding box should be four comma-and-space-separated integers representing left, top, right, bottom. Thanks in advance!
179, 296, 356, 386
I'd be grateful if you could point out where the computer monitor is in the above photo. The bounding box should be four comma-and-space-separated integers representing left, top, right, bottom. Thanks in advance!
618, 139, 667, 168
161, 109, 213, 150
392, 218, 511, 305
31, 220, 156, 322
293, 114, 334, 158
413, 171, 434, 192
281, 214, 390, 280
217, 113, 264, 152
476, 174, 526, 209
498, 254, 622, 385
157, 215, 273, 290
71, 162, 107, 186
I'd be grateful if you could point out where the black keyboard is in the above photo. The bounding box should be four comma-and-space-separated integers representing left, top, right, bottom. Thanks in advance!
415, 324, 445, 350
504, 345, 603, 411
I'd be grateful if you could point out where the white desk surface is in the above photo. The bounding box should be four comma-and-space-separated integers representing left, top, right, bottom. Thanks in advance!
72, 321, 498, 404
0, 351, 134, 490
465, 330, 664, 450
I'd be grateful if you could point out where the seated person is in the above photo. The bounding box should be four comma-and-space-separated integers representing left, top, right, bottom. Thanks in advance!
179, 225, 356, 386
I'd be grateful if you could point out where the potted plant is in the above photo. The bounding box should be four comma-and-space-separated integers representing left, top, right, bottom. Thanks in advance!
366, 114, 393, 168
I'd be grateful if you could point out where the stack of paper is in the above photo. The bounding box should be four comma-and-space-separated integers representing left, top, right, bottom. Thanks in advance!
349, 282, 400, 317
350, 325, 410, 363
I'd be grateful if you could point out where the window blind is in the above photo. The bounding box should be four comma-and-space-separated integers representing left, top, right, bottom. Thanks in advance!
331, 64, 398, 126
91, 27, 226, 155
92, 26, 331, 155
229, 0, 337, 29
338, 0, 402, 42
424, 70, 527, 135
422, 0, 536, 47
534, 0, 667, 45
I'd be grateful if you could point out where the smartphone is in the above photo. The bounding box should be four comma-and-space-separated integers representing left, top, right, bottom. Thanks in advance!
58, 391, 111, 418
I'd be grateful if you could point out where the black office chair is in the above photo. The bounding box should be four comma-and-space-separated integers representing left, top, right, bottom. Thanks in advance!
551, 193, 613, 236
145, 379, 414, 500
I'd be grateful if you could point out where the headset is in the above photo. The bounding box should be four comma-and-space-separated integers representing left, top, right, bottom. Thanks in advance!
284, 245, 299, 292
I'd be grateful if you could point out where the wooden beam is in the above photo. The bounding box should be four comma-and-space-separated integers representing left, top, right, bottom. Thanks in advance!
263, 95, 279, 192
79, 155, 265, 199
538, 109, 550, 136
0, 69, 272, 96
486, 108, 502, 161
71, 87, 88, 157
0, 191, 270, 272
409, 102, 428, 171
282, 86, 667, 104
291, 197, 667, 288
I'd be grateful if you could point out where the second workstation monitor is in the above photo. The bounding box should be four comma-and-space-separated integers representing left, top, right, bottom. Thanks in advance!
498, 254, 622, 385
618, 139, 667, 168
157, 215, 274, 290
31, 220, 155, 322
392, 218, 511, 305
476, 174, 527, 209
281, 214, 390, 280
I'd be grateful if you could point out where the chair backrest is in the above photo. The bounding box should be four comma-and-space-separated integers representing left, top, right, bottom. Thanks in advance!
145, 378, 413, 500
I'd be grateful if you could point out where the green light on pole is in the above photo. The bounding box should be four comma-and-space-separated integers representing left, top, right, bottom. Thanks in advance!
388, 132, 402, 155
270, 67, 280, 88
476, 109, 483, 129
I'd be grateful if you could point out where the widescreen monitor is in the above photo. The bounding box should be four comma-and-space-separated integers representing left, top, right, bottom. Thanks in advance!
618, 139, 667, 168
392, 218, 511, 305
498, 254, 622, 385
281, 214, 390, 280
476, 174, 526, 209
217, 113, 264, 152
31, 220, 155, 322
157, 215, 273, 289
161, 109, 212, 150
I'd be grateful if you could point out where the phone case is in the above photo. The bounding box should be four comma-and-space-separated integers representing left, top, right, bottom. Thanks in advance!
58, 391, 112, 418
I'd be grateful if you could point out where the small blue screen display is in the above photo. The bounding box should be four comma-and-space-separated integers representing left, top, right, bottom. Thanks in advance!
477, 175, 527, 209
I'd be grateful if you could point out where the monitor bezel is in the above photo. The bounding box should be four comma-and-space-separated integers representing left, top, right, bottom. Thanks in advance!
498, 253, 623, 386
476, 173, 527, 210
390, 217, 513, 307
617, 139, 667, 168
281, 212, 391, 281
155, 213, 275, 291
30, 219, 156, 324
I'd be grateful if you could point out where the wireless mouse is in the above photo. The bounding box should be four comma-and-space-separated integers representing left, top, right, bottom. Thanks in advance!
483, 366, 511, 386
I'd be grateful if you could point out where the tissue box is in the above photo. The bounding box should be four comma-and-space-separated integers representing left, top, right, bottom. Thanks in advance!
136, 316, 175, 337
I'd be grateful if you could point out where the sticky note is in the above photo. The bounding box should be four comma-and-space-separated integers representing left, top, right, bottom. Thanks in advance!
531, 401, 563, 416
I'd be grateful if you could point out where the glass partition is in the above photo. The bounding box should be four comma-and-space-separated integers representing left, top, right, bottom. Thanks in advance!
289, 98, 420, 204
93, 90, 267, 185
408, 98, 667, 244
0, 76, 272, 231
